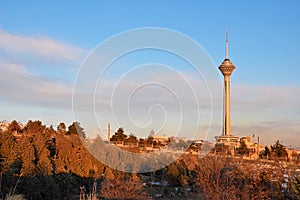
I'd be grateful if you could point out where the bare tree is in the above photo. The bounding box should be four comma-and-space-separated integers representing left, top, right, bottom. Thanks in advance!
193, 156, 283, 200
100, 168, 150, 200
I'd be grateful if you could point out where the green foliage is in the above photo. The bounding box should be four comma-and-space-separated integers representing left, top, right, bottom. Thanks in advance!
66, 122, 85, 138
259, 146, 271, 159
23, 120, 45, 134
57, 122, 66, 134
0, 120, 106, 199
0, 131, 18, 172
15, 173, 90, 200
138, 138, 146, 147
271, 140, 288, 158
125, 133, 138, 145
265, 146, 271, 156
110, 127, 127, 143
146, 136, 154, 145
236, 141, 250, 155
7, 120, 22, 133
19, 138, 38, 175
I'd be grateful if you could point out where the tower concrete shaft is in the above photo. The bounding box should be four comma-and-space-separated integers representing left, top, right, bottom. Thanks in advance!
223, 74, 232, 135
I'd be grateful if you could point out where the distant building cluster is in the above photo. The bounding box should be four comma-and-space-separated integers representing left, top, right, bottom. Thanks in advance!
106, 125, 300, 162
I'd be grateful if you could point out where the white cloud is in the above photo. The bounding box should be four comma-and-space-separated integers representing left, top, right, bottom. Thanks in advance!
232, 84, 300, 109
230, 84, 300, 146
0, 62, 72, 108
0, 29, 88, 111
0, 29, 87, 126
0, 29, 86, 66
231, 84, 300, 123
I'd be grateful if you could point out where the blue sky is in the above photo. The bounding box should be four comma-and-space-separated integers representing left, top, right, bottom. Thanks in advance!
0, 1, 300, 147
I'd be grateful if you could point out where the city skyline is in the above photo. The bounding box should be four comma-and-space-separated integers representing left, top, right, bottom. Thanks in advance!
0, 1, 300, 147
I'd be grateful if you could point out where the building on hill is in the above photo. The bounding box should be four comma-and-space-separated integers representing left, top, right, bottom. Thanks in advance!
240, 136, 252, 145
169, 136, 187, 143
287, 148, 300, 163
152, 135, 169, 145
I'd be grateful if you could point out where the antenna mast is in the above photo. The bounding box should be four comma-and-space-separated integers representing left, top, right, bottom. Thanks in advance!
226, 28, 229, 59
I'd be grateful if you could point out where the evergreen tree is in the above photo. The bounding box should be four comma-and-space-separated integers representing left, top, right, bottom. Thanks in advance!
0, 131, 18, 172
66, 122, 85, 138
126, 133, 138, 145
236, 141, 250, 155
7, 120, 22, 133
271, 140, 288, 158
23, 120, 45, 134
57, 122, 66, 134
110, 127, 127, 143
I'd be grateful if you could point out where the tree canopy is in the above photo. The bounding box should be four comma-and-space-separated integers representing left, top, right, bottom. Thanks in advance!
236, 141, 250, 155
110, 127, 127, 143
271, 140, 288, 158
66, 122, 85, 138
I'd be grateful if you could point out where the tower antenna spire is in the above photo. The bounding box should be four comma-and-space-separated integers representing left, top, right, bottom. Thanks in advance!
226, 28, 229, 59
